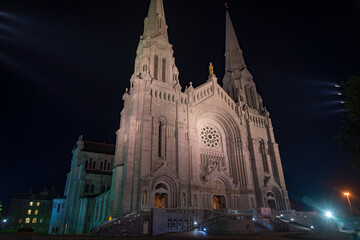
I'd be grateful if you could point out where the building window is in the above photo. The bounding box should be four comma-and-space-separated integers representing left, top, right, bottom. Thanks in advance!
142, 191, 147, 205
52, 227, 55, 233
104, 160, 107, 170
168, 219, 172, 229
108, 163, 110, 170
85, 160, 88, 168
184, 219, 188, 229
25, 218, 30, 224
29, 202, 33, 206
100, 162, 103, 170
28, 210, 31, 215
194, 195, 198, 208
56, 227, 59, 233
89, 158, 92, 169
32, 218, 37, 223
158, 122, 163, 157
90, 185, 95, 193
36, 202, 40, 207
162, 58, 166, 82
85, 184, 89, 193
57, 204, 60, 213
154, 55, 159, 80
178, 219, 182, 229
18, 218, 22, 223
35, 210, 38, 215
107, 186, 110, 191
93, 161, 96, 169
182, 193, 186, 207
101, 185, 105, 193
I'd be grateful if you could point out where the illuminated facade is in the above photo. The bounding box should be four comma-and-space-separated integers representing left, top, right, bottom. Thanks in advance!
50, 0, 290, 235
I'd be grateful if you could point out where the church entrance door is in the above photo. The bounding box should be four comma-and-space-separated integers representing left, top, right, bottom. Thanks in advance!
213, 195, 226, 210
154, 193, 167, 208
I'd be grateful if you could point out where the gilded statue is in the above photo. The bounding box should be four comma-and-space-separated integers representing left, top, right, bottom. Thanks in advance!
209, 62, 214, 76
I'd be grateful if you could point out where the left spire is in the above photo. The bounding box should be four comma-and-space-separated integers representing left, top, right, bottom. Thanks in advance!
143, 0, 168, 40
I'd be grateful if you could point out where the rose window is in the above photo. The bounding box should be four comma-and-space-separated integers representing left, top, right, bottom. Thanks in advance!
200, 125, 221, 149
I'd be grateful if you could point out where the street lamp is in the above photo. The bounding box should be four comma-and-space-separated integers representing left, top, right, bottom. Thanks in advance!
344, 192, 353, 213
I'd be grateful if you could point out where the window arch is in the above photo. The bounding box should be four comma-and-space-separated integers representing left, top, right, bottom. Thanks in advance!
154, 55, 159, 80
158, 122, 163, 157
162, 58, 166, 82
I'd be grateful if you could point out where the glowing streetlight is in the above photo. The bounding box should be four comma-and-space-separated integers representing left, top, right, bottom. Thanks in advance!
344, 192, 353, 213
325, 211, 333, 218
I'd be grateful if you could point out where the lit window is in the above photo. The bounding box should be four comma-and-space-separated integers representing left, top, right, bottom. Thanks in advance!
18, 219, 22, 223
35, 210, 38, 215
32, 218, 37, 223
36, 202, 40, 206
28, 210, 31, 215
25, 218, 30, 223
29, 202, 33, 206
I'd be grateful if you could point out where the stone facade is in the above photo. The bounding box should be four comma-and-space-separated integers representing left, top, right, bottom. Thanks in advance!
50, 0, 290, 235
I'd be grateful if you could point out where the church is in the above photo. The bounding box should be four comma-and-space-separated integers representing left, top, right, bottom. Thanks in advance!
49, 0, 290, 236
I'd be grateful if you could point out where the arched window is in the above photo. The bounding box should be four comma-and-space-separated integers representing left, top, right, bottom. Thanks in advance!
178, 219, 182, 229
142, 191, 147, 205
182, 193, 186, 207
194, 194, 198, 208
168, 219, 172, 229
154, 55, 159, 80
158, 122, 163, 157
162, 58, 166, 82
260, 140, 269, 173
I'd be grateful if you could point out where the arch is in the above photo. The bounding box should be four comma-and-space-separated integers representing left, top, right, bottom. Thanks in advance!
267, 186, 286, 210
151, 175, 178, 208
197, 108, 246, 187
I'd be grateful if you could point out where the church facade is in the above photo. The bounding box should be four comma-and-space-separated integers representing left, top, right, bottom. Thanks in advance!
49, 0, 290, 235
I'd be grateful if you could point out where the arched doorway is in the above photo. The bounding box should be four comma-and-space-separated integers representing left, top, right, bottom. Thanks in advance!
213, 195, 226, 210
154, 183, 168, 208
211, 180, 227, 210
154, 193, 167, 208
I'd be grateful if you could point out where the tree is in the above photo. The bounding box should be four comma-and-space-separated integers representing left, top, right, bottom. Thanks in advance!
337, 76, 360, 170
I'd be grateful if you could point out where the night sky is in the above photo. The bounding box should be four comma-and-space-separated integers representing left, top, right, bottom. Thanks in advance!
1, 0, 359, 214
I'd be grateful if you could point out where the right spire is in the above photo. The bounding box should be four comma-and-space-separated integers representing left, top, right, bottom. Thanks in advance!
222, 8, 263, 110
225, 9, 246, 72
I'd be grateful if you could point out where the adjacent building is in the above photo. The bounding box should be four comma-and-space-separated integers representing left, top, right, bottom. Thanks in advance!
6, 188, 57, 232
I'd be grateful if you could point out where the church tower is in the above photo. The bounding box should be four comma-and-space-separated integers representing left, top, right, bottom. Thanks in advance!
222, 9, 290, 210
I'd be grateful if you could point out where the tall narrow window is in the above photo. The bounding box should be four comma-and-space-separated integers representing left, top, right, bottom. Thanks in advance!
260, 141, 269, 173
85, 184, 89, 193
162, 58, 166, 82
100, 162, 103, 170
85, 160, 88, 168
25, 218, 30, 224
90, 185, 95, 193
104, 160, 107, 170
158, 122, 162, 157
154, 55, 159, 80
251, 87, 258, 109
93, 161, 96, 169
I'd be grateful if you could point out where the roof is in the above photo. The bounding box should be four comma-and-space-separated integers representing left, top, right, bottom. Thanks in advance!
82, 140, 115, 155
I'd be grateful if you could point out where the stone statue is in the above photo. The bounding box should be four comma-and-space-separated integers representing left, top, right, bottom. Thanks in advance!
209, 62, 214, 76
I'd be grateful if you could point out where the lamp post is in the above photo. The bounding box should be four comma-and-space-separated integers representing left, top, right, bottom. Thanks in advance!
344, 192, 353, 213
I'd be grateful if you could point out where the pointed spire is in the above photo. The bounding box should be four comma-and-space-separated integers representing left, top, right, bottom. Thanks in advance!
225, 9, 246, 71
143, 0, 168, 40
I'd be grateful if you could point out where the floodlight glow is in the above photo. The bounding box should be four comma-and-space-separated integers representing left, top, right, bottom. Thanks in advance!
194, 221, 198, 225
2, 219, 7, 223
203, 228, 207, 231
344, 192, 350, 196
252, 218, 255, 221
311, 226, 314, 229
325, 211, 333, 218
280, 214, 284, 217
338, 92, 343, 96
291, 218, 294, 221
